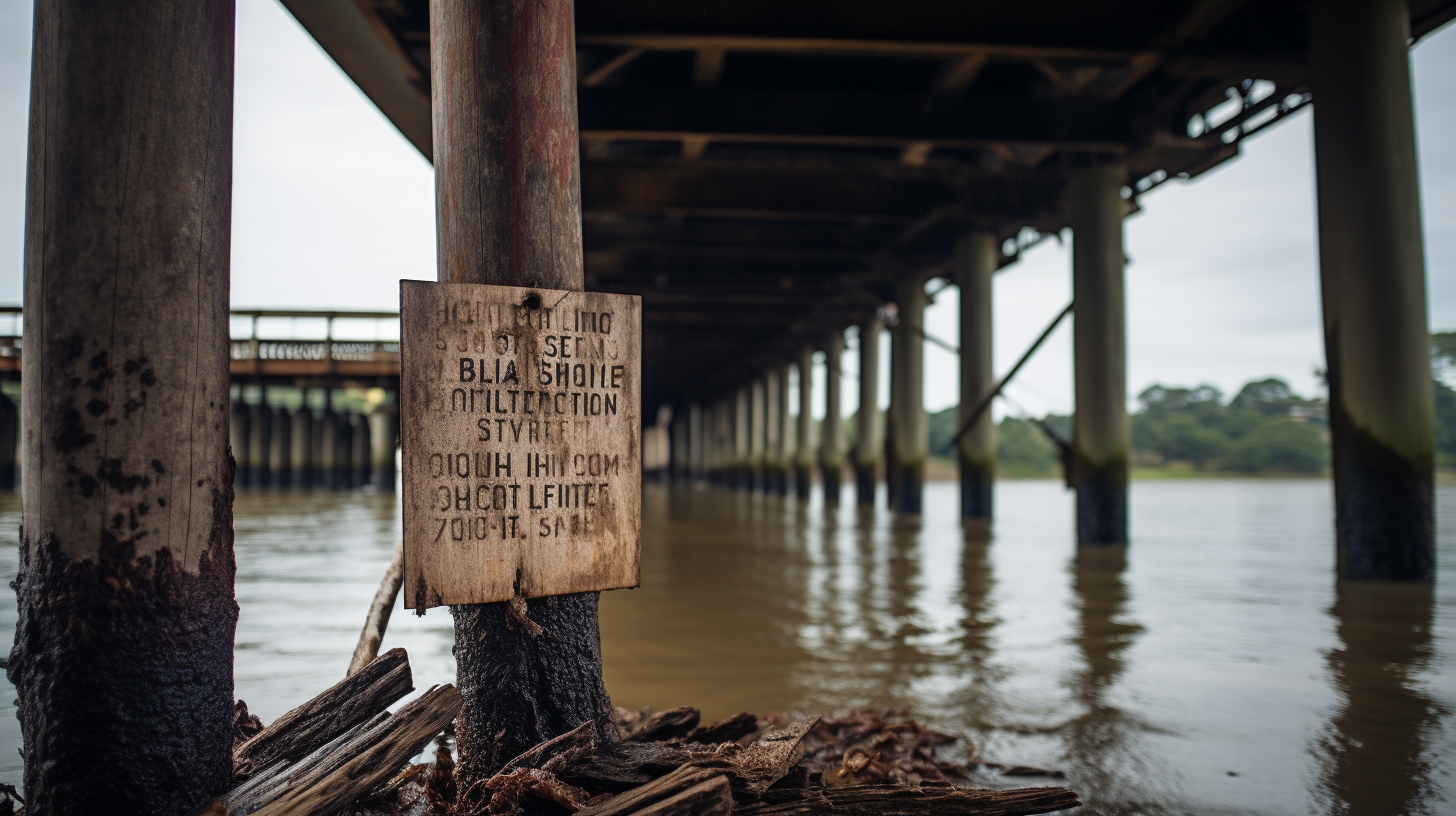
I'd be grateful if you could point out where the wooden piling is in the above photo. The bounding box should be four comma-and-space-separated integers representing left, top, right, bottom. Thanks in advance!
350, 412, 371, 489
0, 391, 18, 490
855, 319, 882, 505
317, 407, 338, 488
248, 400, 272, 488
12, 0, 238, 810
430, 0, 613, 788
369, 402, 398, 492
290, 405, 314, 487
270, 407, 292, 488
822, 333, 845, 504
796, 347, 815, 499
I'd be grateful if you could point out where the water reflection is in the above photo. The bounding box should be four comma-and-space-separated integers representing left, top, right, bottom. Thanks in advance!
0, 481, 1450, 814
1062, 546, 1166, 815
1317, 582, 1442, 816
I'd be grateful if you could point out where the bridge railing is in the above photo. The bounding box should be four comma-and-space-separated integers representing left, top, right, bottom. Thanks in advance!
0, 307, 403, 379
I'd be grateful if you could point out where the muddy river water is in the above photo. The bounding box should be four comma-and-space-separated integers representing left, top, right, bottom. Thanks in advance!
0, 479, 1452, 814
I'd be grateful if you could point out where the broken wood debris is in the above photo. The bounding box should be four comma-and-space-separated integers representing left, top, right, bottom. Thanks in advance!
233, 647, 414, 780
184, 654, 1075, 816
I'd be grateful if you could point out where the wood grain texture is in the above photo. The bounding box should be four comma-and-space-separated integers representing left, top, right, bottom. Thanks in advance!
13, 1, 238, 812
233, 648, 413, 779
401, 281, 641, 608
431, 0, 583, 290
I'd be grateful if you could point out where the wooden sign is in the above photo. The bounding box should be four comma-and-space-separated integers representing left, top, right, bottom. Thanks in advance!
400, 281, 642, 609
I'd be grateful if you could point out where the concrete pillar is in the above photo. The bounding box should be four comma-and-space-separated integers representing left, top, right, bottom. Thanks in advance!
369, 403, 398, 491
1070, 165, 1130, 544
1311, 0, 1433, 581
688, 403, 703, 480
290, 406, 314, 487
821, 333, 845, 503
855, 319, 882, 505
750, 378, 767, 490
14, 0, 237, 805
734, 387, 750, 488
269, 407, 291, 488
795, 347, 815, 499
891, 281, 929, 513
956, 232, 998, 520
247, 399, 272, 488
0, 391, 16, 490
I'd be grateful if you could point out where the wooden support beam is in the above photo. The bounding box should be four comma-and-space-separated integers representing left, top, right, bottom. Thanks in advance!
576, 86, 1136, 152
581, 47, 644, 86
576, 32, 1139, 63
693, 47, 726, 84
934, 53, 989, 89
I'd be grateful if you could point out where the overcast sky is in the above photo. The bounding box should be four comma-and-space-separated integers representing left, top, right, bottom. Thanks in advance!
1, 1, 1452, 420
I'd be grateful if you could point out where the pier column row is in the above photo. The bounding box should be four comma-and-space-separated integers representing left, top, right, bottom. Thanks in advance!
821, 333, 845, 503
1070, 165, 1130, 545
1311, 0, 1433, 581
855, 320, 881, 505
795, 347, 815, 498
957, 232, 998, 521
891, 281, 928, 514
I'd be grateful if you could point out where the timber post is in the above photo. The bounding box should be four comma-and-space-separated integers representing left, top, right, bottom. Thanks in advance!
795, 347, 815, 498
855, 319, 882, 506
430, 0, 614, 788
775, 363, 793, 494
956, 232, 998, 522
821, 332, 846, 503
1310, 0, 1433, 580
1070, 165, 1130, 545
12, 0, 238, 812
751, 377, 767, 491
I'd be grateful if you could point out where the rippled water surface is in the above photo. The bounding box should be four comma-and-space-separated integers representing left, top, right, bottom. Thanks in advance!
1, 480, 1453, 815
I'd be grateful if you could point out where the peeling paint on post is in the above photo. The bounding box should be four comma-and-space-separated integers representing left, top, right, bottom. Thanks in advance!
11, 1, 238, 813
430, 0, 618, 789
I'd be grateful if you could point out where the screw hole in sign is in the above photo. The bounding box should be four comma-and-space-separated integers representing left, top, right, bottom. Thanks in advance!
523, 293, 542, 310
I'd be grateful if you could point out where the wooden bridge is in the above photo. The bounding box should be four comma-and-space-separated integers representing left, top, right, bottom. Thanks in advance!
0, 306, 403, 387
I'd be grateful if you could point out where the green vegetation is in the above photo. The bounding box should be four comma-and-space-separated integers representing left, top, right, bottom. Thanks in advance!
928, 377, 1332, 477
1430, 331, 1456, 467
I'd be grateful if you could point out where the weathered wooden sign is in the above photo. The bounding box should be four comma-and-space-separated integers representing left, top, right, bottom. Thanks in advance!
400, 281, 641, 609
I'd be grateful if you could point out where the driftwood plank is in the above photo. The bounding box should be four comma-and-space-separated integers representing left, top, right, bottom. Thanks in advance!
246, 684, 462, 816
234, 648, 413, 778
630, 776, 732, 816
736, 784, 1081, 816
574, 763, 729, 816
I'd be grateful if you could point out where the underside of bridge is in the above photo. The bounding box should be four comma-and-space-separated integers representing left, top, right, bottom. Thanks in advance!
282, 0, 1456, 410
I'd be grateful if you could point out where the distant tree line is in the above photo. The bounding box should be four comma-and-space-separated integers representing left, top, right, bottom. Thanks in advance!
914, 333, 1456, 478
